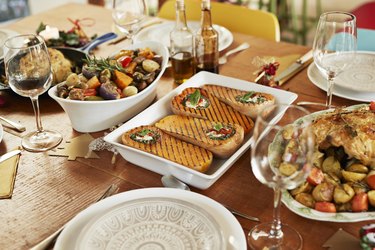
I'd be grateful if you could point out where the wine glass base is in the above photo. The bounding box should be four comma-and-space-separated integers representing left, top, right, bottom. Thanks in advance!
248, 222, 303, 250
22, 130, 63, 152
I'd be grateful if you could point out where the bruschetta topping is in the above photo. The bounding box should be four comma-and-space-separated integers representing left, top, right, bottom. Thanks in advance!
130, 129, 160, 144
235, 91, 267, 104
182, 89, 210, 109
206, 123, 235, 140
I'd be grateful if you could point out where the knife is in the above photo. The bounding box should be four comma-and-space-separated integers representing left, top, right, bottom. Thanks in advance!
274, 50, 313, 86
0, 149, 21, 164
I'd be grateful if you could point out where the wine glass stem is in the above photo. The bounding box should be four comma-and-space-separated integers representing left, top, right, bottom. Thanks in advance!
30, 96, 44, 133
326, 74, 335, 108
271, 187, 283, 241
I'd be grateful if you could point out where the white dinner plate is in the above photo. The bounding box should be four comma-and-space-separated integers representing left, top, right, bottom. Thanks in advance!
307, 59, 375, 102
134, 21, 233, 52
55, 188, 247, 250
0, 29, 20, 60
282, 104, 375, 222
104, 71, 298, 189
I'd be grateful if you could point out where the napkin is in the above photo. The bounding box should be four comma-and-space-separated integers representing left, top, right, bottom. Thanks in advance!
0, 148, 21, 199
323, 228, 361, 250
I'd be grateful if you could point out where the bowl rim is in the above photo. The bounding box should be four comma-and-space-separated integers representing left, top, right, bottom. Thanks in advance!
48, 40, 169, 104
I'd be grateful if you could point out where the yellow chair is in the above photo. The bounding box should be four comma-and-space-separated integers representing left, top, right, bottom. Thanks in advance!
158, 0, 280, 42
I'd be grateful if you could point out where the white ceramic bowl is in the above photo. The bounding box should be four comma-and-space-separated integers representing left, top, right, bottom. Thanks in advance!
48, 41, 169, 133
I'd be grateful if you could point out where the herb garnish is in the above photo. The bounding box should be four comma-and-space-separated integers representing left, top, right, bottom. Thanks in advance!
189, 89, 201, 107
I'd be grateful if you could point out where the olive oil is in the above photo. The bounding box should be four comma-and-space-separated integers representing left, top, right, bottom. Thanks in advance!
170, 0, 195, 85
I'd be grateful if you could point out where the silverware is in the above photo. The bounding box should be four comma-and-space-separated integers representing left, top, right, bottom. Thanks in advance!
297, 101, 335, 108
0, 149, 21, 164
30, 184, 119, 250
161, 175, 260, 222
79, 32, 118, 53
219, 42, 250, 65
275, 49, 313, 85
0, 116, 26, 132
108, 20, 164, 45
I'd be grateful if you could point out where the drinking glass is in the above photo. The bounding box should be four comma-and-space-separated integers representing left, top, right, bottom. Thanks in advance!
112, 0, 147, 44
313, 11, 357, 108
248, 104, 315, 250
4, 34, 62, 152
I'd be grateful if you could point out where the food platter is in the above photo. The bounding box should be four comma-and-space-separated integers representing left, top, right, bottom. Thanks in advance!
134, 21, 233, 52
104, 71, 298, 189
55, 188, 247, 250
282, 190, 375, 222
282, 104, 375, 222
307, 53, 375, 102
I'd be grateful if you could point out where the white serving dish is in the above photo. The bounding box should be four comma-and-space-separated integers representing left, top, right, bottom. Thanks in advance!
55, 188, 247, 250
104, 71, 298, 189
48, 41, 169, 133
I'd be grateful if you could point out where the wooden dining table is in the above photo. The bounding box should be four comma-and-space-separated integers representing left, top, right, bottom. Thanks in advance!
0, 3, 368, 250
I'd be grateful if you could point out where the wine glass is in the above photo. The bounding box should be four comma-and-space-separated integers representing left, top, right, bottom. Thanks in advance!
4, 34, 62, 152
313, 11, 357, 108
112, 0, 147, 44
248, 104, 315, 250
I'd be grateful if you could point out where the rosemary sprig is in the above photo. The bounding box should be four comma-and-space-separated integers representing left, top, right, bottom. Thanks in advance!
83, 55, 123, 72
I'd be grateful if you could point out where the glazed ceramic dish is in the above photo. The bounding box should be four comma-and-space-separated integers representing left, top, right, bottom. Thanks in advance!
55, 188, 247, 250
307, 52, 375, 102
48, 41, 169, 133
104, 71, 298, 189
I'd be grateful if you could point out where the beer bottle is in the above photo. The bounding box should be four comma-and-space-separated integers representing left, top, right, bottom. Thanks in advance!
195, 0, 219, 73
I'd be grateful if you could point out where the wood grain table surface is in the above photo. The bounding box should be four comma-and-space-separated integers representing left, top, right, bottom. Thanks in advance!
0, 3, 368, 250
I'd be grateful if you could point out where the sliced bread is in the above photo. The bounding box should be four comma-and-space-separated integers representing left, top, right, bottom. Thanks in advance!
170, 87, 254, 133
155, 115, 244, 158
121, 125, 213, 172
202, 84, 275, 119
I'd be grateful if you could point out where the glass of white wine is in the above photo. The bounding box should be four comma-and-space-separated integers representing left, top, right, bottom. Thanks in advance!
4, 34, 62, 152
112, 0, 147, 44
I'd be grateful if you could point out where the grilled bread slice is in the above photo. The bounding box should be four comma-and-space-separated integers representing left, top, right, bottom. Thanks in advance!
202, 84, 276, 119
121, 125, 213, 172
170, 87, 254, 133
155, 115, 244, 158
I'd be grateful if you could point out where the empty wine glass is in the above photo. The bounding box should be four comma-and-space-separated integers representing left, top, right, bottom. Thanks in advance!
4, 34, 62, 152
112, 0, 147, 44
313, 11, 357, 108
248, 104, 315, 250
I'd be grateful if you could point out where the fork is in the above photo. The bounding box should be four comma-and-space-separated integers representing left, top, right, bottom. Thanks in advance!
30, 184, 119, 250
219, 42, 250, 65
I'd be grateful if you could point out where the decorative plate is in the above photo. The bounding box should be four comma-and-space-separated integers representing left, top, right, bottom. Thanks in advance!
55, 188, 247, 250
134, 21, 233, 52
307, 62, 375, 102
78, 197, 224, 250
282, 104, 375, 222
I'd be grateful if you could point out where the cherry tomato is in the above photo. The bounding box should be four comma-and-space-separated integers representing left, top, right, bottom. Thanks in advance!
351, 193, 369, 212
366, 171, 375, 190
315, 201, 336, 213
307, 167, 325, 186
370, 101, 375, 111
119, 56, 132, 68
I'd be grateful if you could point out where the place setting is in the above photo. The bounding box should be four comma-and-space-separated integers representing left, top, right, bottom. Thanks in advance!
1, 1, 375, 250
